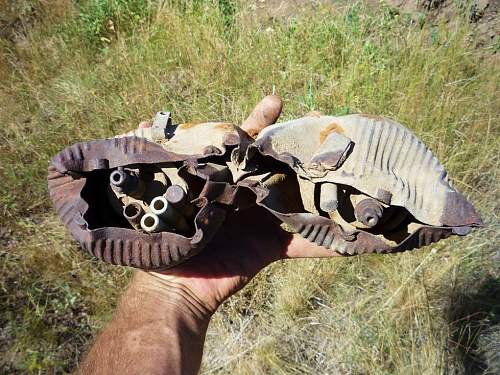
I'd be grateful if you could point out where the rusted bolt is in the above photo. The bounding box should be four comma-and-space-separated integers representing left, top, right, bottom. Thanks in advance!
354, 198, 384, 228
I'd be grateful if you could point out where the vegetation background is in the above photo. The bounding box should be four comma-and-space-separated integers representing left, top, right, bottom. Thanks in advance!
0, 0, 498, 373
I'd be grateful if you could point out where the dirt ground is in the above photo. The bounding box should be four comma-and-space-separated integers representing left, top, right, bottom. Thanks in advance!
243, 0, 499, 47
2, 1, 498, 50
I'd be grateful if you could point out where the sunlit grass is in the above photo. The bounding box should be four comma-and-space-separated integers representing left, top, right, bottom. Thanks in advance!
0, 0, 498, 373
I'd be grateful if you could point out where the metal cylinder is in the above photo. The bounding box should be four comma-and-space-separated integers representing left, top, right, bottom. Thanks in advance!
319, 183, 338, 213
165, 185, 196, 219
110, 168, 144, 198
122, 202, 144, 230
140, 213, 169, 233
354, 198, 384, 228
150, 196, 190, 233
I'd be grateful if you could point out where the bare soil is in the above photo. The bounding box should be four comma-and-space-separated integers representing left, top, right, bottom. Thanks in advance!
244, 0, 499, 48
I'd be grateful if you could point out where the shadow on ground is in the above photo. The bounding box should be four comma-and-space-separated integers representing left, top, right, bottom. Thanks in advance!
448, 276, 500, 374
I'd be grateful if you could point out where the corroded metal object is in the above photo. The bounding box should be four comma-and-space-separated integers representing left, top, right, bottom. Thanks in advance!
242, 114, 482, 255
48, 108, 483, 270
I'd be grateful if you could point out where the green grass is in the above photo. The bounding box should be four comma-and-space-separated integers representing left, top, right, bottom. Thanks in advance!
0, 0, 499, 373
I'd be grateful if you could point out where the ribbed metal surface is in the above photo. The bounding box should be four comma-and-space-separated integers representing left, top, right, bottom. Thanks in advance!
259, 194, 458, 256
337, 116, 447, 225
254, 114, 482, 228
48, 137, 227, 270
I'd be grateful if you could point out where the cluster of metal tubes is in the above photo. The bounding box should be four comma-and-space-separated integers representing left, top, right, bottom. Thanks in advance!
110, 169, 195, 234
141, 193, 189, 233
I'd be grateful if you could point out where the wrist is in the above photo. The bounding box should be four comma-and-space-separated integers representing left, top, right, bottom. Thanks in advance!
82, 271, 211, 375
122, 271, 213, 329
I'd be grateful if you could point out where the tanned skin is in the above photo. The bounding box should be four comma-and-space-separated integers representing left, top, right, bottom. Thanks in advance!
80, 97, 341, 375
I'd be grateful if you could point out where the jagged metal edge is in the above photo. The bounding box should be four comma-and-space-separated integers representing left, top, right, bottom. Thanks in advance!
48, 136, 231, 270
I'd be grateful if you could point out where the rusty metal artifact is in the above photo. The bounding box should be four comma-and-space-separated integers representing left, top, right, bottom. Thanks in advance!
48, 108, 482, 270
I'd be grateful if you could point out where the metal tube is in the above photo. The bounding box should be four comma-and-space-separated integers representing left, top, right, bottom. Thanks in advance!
140, 213, 169, 233
165, 185, 196, 219
122, 202, 144, 230
150, 196, 190, 233
353, 198, 384, 228
110, 168, 144, 198
319, 183, 338, 213
151, 196, 177, 222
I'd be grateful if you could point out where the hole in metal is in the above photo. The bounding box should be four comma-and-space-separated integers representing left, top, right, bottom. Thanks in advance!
124, 204, 139, 218
144, 216, 156, 228
153, 199, 164, 210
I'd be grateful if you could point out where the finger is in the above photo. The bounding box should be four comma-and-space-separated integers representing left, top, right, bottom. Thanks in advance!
241, 95, 283, 138
283, 234, 343, 259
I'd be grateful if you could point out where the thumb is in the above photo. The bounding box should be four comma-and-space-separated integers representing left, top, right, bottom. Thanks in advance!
241, 95, 283, 138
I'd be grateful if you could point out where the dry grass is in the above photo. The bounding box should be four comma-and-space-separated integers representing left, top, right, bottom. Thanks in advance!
0, 0, 498, 373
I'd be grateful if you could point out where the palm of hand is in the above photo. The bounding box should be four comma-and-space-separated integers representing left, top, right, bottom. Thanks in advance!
138, 98, 340, 312
154, 206, 339, 312
155, 207, 288, 312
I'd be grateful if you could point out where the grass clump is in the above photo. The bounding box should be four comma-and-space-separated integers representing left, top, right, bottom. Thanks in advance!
0, 0, 498, 373
77, 0, 153, 48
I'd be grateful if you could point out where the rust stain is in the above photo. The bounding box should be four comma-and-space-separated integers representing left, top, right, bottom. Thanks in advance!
178, 121, 204, 129
179, 122, 234, 131
245, 128, 259, 139
214, 122, 235, 131
360, 113, 384, 121
319, 122, 344, 143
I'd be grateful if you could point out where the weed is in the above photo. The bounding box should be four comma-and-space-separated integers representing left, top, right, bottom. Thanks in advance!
0, 1, 498, 373
77, 0, 153, 48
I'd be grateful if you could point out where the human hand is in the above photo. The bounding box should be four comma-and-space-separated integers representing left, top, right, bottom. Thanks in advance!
80, 97, 341, 375
134, 96, 341, 315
